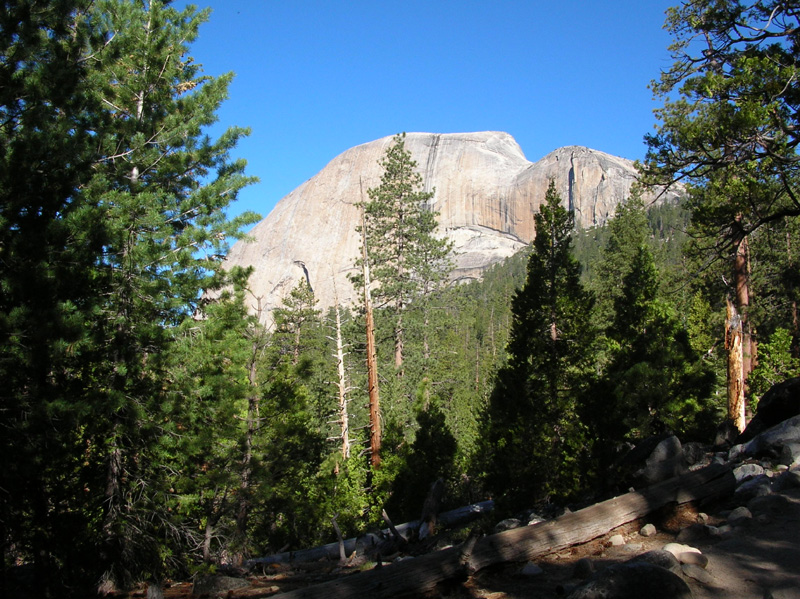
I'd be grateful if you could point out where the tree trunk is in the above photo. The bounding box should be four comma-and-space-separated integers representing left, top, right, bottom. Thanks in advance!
235, 298, 265, 560
394, 312, 404, 374
360, 206, 381, 469
418, 478, 445, 540
203, 518, 214, 564
788, 230, 799, 359
423, 310, 430, 362
732, 221, 754, 385
334, 302, 351, 459
234, 378, 257, 560
726, 297, 746, 432
246, 500, 494, 567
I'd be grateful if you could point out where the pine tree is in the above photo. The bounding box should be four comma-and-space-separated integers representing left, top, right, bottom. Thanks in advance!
79, 0, 256, 587
749, 327, 800, 401
642, 0, 800, 425
273, 277, 322, 365
586, 198, 718, 482
482, 181, 595, 508
163, 268, 256, 565
593, 190, 649, 329
749, 216, 800, 359
591, 244, 717, 452
359, 133, 452, 371
0, 2, 112, 592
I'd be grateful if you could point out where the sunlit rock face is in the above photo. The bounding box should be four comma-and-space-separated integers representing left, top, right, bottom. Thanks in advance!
222, 132, 678, 321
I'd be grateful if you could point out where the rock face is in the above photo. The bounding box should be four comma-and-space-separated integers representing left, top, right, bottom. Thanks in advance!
224, 132, 678, 321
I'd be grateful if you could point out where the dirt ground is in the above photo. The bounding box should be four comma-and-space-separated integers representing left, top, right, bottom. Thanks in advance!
459, 487, 800, 599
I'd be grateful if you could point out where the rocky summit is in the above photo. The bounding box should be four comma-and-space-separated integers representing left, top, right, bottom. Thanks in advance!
223, 131, 679, 321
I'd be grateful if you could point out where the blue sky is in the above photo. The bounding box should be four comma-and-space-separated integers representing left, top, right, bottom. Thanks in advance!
182, 1, 678, 223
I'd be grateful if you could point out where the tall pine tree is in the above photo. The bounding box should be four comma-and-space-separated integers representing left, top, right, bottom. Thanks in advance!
358, 133, 452, 372
0, 2, 109, 593
47, 0, 255, 589
482, 181, 595, 509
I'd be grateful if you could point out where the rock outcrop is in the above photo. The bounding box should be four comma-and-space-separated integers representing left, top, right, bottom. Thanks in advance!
223, 132, 679, 321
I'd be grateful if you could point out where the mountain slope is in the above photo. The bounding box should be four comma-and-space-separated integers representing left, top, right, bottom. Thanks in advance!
223, 132, 677, 320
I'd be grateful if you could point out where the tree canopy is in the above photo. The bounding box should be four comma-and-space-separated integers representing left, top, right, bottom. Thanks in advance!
643, 0, 800, 248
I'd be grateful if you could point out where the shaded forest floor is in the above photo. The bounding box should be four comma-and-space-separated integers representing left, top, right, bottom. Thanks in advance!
120, 487, 800, 599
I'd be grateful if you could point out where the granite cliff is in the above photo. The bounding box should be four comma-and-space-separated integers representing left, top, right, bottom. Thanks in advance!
223, 132, 679, 321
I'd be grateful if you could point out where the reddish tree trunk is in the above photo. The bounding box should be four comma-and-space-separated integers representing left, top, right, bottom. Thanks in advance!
360, 206, 381, 468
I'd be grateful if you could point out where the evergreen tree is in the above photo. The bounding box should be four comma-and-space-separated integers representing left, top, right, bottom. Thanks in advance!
164, 268, 256, 565
482, 181, 595, 508
0, 2, 108, 592
749, 216, 800, 357
749, 327, 800, 401
358, 133, 452, 371
642, 0, 800, 419
593, 190, 649, 328
273, 277, 322, 366
77, 1, 258, 585
590, 244, 717, 455
643, 0, 800, 235
586, 196, 718, 483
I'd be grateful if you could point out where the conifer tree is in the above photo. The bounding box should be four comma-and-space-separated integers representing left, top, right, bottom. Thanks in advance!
80, 0, 256, 587
273, 277, 321, 365
587, 196, 718, 473
1, 1, 270, 591
163, 268, 256, 565
590, 244, 717, 453
593, 190, 650, 328
359, 133, 452, 371
642, 0, 800, 421
0, 2, 108, 591
483, 181, 595, 508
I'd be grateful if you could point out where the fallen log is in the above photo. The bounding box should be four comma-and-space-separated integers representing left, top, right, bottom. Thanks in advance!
269, 463, 734, 598
246, 500, 494, 568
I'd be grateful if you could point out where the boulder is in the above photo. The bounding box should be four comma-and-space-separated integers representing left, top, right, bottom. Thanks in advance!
734, 475, 773, 501
662, 542, 702, 561
676, 523, 712, 543
747, 493, 794, 518
738, 378, 800, 443
715, 419, 740, 449
733, 463, 765, 484
681, 562, 715, 584
677, 551, 708, 568
629, 550, 681, 574
192, 575, 249, 597
565, 561, 693, 599
727, 506, 753, 525
743, 414, 800, 459
638, 436, 687, 485
774, 469, 800, 490
573, 557, 595, 579
494, 518, 522, 533
779, 442, 800, 467
615, 434, 687, 489
682, 441, 708, 466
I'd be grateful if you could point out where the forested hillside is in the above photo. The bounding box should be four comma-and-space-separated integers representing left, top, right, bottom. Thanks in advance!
3, 1, 800, 597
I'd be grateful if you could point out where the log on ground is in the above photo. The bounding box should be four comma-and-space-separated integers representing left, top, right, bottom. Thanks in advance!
270, 463, 734, 599
246, 500, 494, 568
